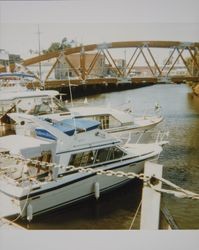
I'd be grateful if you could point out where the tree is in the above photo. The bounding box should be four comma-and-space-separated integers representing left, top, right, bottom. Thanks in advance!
42, 38, 73, 54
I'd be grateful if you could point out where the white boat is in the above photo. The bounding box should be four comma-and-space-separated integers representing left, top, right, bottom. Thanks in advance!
0, 86, 163, 135
0, 72, 36, 93
0, 87, 60, 136
0, 115, 164, 220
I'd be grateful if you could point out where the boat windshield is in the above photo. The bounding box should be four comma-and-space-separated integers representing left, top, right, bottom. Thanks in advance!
17, 96, 69, 115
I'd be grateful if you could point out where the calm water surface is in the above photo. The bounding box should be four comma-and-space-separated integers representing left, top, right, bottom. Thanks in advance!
18, 84, 199, 229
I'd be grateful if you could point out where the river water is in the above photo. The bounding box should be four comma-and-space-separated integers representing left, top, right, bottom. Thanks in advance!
18, 84, 199, 230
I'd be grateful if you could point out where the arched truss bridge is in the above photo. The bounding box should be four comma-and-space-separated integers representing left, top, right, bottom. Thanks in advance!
1, 41, 199, 88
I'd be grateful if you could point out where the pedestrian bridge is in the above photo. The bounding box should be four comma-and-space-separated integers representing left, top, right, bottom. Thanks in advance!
1, 41, 199, 88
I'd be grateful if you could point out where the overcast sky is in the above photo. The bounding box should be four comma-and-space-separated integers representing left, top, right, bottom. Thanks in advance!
0, 0, 199, 58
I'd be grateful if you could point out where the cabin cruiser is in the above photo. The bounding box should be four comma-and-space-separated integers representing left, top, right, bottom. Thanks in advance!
0, 88, 60, 136
0, 71, 59, 115
0, 114, 165, 220
0, 86, 163, 136
0, 89, 60, 115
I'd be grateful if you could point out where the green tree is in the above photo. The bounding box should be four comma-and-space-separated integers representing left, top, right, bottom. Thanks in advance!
42, 38, 73, 54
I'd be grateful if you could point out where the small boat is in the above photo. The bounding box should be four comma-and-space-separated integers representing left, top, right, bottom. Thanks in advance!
0, 72, 36, 93
0, 115, 164, 220
0, 88, 60, 136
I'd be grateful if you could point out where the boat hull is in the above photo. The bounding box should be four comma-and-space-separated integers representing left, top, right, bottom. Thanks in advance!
18, 160, 149, 218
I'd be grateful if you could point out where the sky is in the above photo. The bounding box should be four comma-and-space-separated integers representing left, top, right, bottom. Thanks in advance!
0, 0, 199, 59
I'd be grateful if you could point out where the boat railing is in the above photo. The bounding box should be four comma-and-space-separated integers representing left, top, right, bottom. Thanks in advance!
121, 129, 169, 146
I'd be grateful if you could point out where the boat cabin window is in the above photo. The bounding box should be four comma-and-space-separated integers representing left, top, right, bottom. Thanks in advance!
0, 102, 17, 115
34, 101, 52, 115
27, 97, 69, 115
78, 115, 121, 130
69, 151, 95, 167
108, 146, 126, 160
52, 97, 69, 112
95, 115, 121, 129
95, 147, 110, 162
95, 146, 125, 163
98, 115, 109, 129
69, 146, 126, 167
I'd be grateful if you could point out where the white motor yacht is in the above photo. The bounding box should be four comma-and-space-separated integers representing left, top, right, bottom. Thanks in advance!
0, 86, 163, 135
0, 115, 164, 220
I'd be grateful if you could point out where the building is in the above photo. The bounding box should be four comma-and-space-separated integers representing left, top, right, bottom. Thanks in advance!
0, 49, 9, 67
9, 54, 22, 64
129, 66, 157, 77
0, 49, 22, 68
55, 53, 105, 79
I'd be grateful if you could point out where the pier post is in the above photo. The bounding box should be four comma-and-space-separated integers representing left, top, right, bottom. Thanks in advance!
140, 161, 163, 229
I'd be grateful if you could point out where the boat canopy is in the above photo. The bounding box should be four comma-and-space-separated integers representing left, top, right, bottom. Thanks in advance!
36, 118, 100, 139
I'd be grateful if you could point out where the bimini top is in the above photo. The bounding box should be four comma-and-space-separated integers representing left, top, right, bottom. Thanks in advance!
35, 118, 100, 140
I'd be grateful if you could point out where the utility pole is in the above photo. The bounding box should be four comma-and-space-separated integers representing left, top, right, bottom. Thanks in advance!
124, 49, 127, 77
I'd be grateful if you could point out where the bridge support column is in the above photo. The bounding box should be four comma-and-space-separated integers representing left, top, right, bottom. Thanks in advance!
80, 46, 86, 82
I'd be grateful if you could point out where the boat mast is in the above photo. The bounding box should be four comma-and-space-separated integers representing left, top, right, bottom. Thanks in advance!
68, 68, 77, 134
37, 24, 42, 83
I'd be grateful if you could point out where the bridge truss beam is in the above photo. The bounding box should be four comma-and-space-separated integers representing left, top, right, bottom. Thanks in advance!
0, 41, 198, 85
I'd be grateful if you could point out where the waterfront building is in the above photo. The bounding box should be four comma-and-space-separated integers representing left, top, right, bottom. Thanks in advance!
55, 53, 106, 79
0, 49, 22, 67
